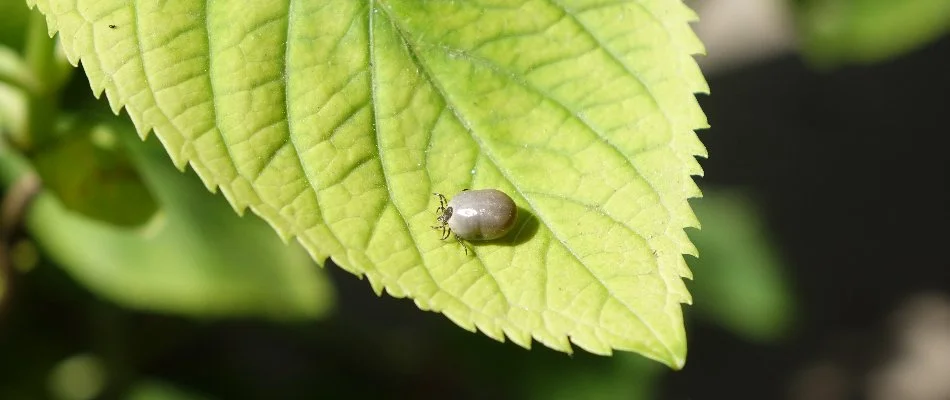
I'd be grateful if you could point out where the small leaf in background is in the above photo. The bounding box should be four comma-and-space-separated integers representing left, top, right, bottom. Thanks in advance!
125, 380, 210, 400
523, 353, 662, 400
0, 0, 30, 50
0, 46, 31, 140
47, 353, 106, 400
687, 190, 796, 342
18, 120, 335, 320
29, 0, 708, 366
31, 124, 158, 226
795, 0, 950, 65
0, 45, 40, 93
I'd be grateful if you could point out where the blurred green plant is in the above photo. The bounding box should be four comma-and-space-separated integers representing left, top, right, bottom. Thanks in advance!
3, 125, 335, 319
125, 380, 210, 400
521, 352, 663, 400
0, 1, 30, 51
29, 121, 158, 227
688, 190, 796, 342
0, 5, 334, 320
47, 353, 106, 400
794, 0, 950, 65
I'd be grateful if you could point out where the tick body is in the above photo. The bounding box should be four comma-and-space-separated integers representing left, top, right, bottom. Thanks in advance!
434, 189, 518, 243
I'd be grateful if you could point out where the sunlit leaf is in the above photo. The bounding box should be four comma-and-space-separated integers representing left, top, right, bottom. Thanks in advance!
28, 0, 707, 366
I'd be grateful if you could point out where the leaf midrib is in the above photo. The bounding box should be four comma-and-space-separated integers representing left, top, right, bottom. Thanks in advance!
377, 2, 676, 360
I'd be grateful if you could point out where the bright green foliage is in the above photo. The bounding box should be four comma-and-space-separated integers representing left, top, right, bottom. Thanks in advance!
20, 123, 334, 319
796, 0, 950, 65
28, 0, 708, 367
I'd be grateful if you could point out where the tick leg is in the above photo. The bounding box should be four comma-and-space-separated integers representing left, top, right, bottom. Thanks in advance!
455, 234, 471, 255
432, 193, 446, 216
431, 225, 450, 240
433, 193, 447, 209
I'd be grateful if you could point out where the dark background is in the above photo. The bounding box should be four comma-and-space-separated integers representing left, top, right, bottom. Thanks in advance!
668, 34, 950, 399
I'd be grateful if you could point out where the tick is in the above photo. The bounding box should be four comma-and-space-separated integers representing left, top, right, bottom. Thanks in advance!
433, 189, 518, 252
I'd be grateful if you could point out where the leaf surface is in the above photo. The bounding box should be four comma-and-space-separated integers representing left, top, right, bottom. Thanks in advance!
28, 0, 707, 367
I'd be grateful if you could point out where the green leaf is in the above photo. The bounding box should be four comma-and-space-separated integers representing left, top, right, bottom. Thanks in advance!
48, 353, 107, 400
523, 353, 662, 400
0, 1, 31, 51
125, 380, 210, 400
0, 45, 33, 144
30, 123, 158, 226
687, 190, 796, 342
795, 0, 950, 65
0, 45, 40, 94
11, 122, 334, 319
28, 0, 707, 367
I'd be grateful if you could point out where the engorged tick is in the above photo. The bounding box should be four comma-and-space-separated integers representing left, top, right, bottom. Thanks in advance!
432, 189, 518, 254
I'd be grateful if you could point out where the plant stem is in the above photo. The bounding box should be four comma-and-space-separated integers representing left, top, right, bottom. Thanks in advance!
21, 10, 72, 151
